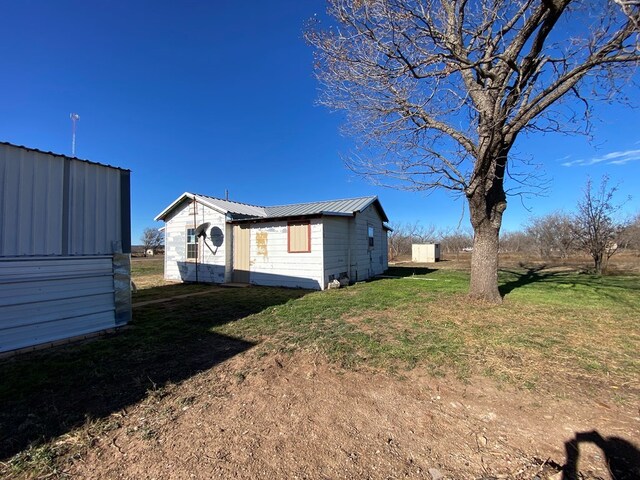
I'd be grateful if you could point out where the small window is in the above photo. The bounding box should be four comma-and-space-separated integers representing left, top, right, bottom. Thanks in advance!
368, 225, 374, 248
288, 221, 311, 253
186, 228, 198, 260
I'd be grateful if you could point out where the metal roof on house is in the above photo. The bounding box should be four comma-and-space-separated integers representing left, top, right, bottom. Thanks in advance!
154, 192, 266, 221
155, 193, 388, 222
263, 196, 387, 221
194, 194, 267, 218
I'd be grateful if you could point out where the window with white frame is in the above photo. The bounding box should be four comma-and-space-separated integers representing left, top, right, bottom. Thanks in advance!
186, 228, 198, 260
368, 225, 374, 248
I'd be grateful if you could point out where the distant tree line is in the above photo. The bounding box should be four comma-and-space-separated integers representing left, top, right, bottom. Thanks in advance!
392, 177, 638, 274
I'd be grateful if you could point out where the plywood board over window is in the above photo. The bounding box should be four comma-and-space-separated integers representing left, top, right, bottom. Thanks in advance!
288, 221, 311, 253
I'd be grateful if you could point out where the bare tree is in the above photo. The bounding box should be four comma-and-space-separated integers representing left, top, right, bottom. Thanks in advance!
526, 212, 575, 259
440, 228, 473, 258
499, 230, 535, 254
572, 176, 627, 274
307, 0, 639, 302
388, 221, 439, 260
618, 211, 640, 251
141, 227, 164, 256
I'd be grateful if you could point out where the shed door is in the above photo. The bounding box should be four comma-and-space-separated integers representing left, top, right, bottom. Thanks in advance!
232, 225, 250, 283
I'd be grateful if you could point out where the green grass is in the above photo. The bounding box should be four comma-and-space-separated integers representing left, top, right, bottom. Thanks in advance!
130, 256, 164, 276
1, 264, 638, 477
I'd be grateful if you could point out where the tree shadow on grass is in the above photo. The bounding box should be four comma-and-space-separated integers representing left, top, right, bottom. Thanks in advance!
0, 285, 308, 460
562, 430, 640, 480
499, 265, 640, 303
498, 265, 560, 296
384, 266, 438, 278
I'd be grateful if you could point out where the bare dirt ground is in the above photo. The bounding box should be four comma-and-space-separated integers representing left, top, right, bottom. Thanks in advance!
67, 351, 639, 480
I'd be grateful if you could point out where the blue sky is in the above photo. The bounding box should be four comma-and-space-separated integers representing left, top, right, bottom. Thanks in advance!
1, 1, 638, 243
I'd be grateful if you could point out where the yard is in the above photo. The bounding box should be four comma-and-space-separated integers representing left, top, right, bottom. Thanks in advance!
1, 256, 639, 479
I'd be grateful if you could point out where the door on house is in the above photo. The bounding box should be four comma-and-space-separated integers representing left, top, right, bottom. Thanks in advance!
232, 225, 250, 283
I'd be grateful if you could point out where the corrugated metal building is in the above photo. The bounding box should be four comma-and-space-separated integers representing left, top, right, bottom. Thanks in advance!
0, 142, 131, 354
155, 192, 390, 290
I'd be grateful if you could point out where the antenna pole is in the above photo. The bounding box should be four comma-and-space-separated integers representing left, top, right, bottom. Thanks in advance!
70, 113, 80, 157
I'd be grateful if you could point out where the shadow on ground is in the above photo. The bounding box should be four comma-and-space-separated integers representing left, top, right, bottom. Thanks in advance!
0, 285, 308, 460
498, 265, 563, 296
562, 430, 640, 480
384, 266, 438, 277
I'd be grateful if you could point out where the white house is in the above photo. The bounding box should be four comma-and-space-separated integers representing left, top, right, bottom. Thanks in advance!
0, 142, 131, 354
155, 193, 390, 290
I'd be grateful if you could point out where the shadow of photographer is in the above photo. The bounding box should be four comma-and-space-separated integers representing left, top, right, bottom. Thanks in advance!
563, 430, 640, 480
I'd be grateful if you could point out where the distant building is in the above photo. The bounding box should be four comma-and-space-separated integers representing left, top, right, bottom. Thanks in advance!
0, 142, 131, 354
155, 193, 390, 290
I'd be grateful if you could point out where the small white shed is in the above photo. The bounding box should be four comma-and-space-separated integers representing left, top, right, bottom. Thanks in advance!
412, 243, 441, 263
155, 193, 391, 289
0, 142, 131, 354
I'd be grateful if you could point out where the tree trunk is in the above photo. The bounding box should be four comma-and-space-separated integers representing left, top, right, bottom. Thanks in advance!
593, 253, 603, 275
469, 223, 502, 303
466, 144, 510, 303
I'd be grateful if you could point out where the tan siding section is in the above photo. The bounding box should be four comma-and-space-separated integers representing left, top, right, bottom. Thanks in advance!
232, 225, 250, 283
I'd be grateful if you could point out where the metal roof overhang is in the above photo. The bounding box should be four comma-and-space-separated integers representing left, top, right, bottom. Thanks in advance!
154, 192, 229, 221
229, 211, 354, 224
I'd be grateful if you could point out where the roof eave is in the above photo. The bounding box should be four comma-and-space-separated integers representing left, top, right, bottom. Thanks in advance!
154, 192, 194, 221
356, 197, 389, 223
154, 192, 230, 221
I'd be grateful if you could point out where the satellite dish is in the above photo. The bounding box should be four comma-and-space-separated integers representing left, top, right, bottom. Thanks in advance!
210, 226, 224, 247
195, 222, 210, 238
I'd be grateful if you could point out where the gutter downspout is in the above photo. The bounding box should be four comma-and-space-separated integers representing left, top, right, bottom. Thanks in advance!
193, 199, 198, 283
348, 213, 353, 282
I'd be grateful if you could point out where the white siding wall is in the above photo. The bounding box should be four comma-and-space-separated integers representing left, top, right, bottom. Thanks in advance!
163, 200, 227, 283
0, 256, 116, 353
352, 205, 388, 281
322, 216, 351, 284
247, 219, 324, 289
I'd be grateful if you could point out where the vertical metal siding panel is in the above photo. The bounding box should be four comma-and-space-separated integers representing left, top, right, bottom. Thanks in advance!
69, 161, 84, 254
68, 161, 121, 255
109, 168, 122, 252
0, 146, 17, 254
0, 146, 65, 256
0, 256, 116, 353
119, 170, 130, 253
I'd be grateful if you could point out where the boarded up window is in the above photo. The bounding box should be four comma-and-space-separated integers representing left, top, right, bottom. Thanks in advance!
187, 228, 198, 260
288, 221, 311, 253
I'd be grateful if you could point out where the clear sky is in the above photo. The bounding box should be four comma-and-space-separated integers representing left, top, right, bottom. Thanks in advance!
1, 1, 638, 243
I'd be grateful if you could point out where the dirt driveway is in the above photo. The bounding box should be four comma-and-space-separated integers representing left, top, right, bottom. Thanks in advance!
67, 351, 639, 480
